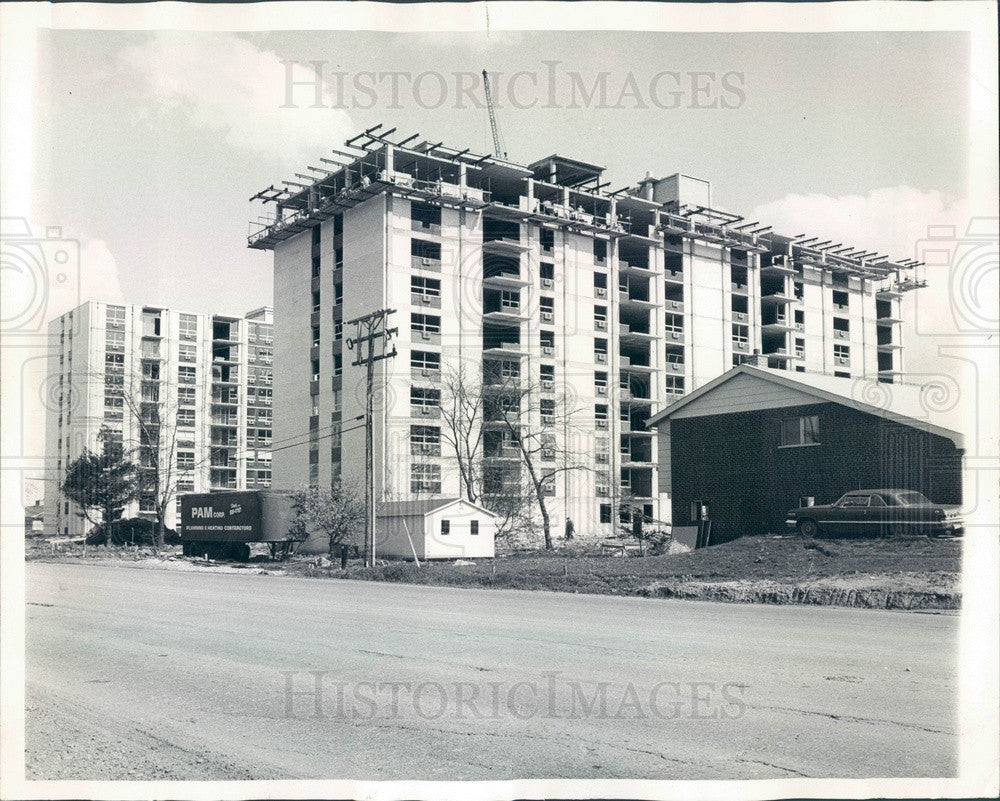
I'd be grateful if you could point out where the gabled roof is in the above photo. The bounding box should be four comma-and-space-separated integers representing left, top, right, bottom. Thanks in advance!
378, 498, 497, 518
647, 365, 965, 448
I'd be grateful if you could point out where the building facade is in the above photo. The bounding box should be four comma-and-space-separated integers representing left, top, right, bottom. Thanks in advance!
648, 365, 964, 542
250, 127, 921, 538
43, 302, 273, 537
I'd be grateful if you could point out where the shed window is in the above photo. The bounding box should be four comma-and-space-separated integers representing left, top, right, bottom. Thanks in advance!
441, 519, 450, 535
470, 520, 479, 535
780, 415, 820, 447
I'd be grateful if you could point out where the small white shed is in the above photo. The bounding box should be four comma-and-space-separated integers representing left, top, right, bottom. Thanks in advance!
376, 498, 496, 560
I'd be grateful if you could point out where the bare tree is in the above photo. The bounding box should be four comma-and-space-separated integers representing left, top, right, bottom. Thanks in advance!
434, 363, 487, 504
289, 480, 365, 556
483, 370, 591, 550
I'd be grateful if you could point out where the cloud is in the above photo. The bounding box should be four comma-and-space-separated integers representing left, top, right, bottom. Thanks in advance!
752, 187, 995, 395
116, 32, 354, 166
750, 186, 969, 264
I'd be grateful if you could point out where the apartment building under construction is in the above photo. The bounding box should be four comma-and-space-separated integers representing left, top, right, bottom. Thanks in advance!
43, 302, 274, 537
248, 125, 923, 536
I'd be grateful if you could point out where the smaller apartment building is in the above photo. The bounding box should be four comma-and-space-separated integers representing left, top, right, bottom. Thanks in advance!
43, 302, 273, 537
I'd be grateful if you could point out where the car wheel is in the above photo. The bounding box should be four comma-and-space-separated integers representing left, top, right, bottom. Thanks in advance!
798, 519, 818, 538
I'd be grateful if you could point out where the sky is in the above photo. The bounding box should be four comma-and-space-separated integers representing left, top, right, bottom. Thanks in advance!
7, 26, 996, 503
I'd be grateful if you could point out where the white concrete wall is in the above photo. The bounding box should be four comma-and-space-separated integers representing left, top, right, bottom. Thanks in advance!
424, 504, 495, 559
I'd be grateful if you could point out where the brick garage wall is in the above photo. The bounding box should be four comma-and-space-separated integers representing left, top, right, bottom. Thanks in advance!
670, 401, 964, 543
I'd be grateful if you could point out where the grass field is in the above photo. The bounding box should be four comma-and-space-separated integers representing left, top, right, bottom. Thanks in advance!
288, 534, 962, 610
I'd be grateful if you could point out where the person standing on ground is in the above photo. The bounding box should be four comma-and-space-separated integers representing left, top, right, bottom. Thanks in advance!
564, 517, 575, 540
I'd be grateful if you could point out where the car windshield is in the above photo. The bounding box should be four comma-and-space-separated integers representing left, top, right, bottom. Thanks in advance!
838, 495, 870, 507
896, 491, 932, 505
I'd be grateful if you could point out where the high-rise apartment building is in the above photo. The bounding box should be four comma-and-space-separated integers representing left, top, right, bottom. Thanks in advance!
249, 127, 921, 536
43, 302, 273, 537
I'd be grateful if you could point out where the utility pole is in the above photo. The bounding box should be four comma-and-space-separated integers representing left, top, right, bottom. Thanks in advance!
346, 308, 397, 567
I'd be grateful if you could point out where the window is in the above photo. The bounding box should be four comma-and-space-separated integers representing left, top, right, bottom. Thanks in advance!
411, 350, 441, 372
411, 386, 440, 413
178, 386, 196, 406
179, 343, 197, 363
595, 437, 609, 464
540, 330, 555, 352
599, 503, 612, 524
334, 282, 343, 306
594, 305, 608, 330
179, 313, 198, 341
312, 290, 321, 312
106, 329, 126, 351
312, 325, 320, 346
540, 364, 555, 391
411, 238, 442, 264
470, 520, 479, 535
411, 275, 441, 301
333, 353, 342, 377
834, 344, 850, 365
178, 365, 196, 384
105, 305, 126, 328
732, 324, 749, 344
411, 313, 441, 337
594, 337, 608, 362
177, 408, 196, 427
780, 414, 819, 447
177, 451, 195, 470
411, 425, 441, 456
665, 313, 683, 335
333, 320, 343, 341
540, 399, 555, 426
595, 371, 608, 394
839, 494, 871, 508
540, 262, 554, 282
441, 519, 451, 535
411, 463, 441, 494
595, 404, 608, 429
593, 240, 607, 264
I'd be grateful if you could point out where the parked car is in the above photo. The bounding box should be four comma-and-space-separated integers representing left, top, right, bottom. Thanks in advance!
786, 490, 963, 538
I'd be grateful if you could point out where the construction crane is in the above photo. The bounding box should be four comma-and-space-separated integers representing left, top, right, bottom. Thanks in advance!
482, 69, 507, 160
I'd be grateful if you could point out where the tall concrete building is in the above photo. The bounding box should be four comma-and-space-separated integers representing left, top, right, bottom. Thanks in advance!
43, 302, 273, 537
249, 127, 921, 536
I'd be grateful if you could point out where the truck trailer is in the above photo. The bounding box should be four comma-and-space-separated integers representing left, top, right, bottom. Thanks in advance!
179, 490, 301, 561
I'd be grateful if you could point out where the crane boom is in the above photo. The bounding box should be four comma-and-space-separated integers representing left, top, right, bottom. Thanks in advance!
482, 69, 506, 159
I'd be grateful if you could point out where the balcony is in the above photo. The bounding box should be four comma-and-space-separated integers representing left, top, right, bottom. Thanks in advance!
760, 259, 797, 277
619, 291, 658, 309
877, 340, 903, 352
482, 236, 528, 256
482, 272, 529, 290
618, 259, 656, 276
620, 324, 658, 343
483, 303, 528, 325
761, 316, 796, 333
483, 341, 529, 358
621, 356, 656, 373
760, 289, 796, 304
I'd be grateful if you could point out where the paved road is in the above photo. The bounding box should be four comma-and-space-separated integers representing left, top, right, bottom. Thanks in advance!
25, 562, 957, 780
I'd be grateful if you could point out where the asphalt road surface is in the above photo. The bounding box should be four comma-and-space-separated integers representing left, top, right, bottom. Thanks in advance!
25, 562, 957, 780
